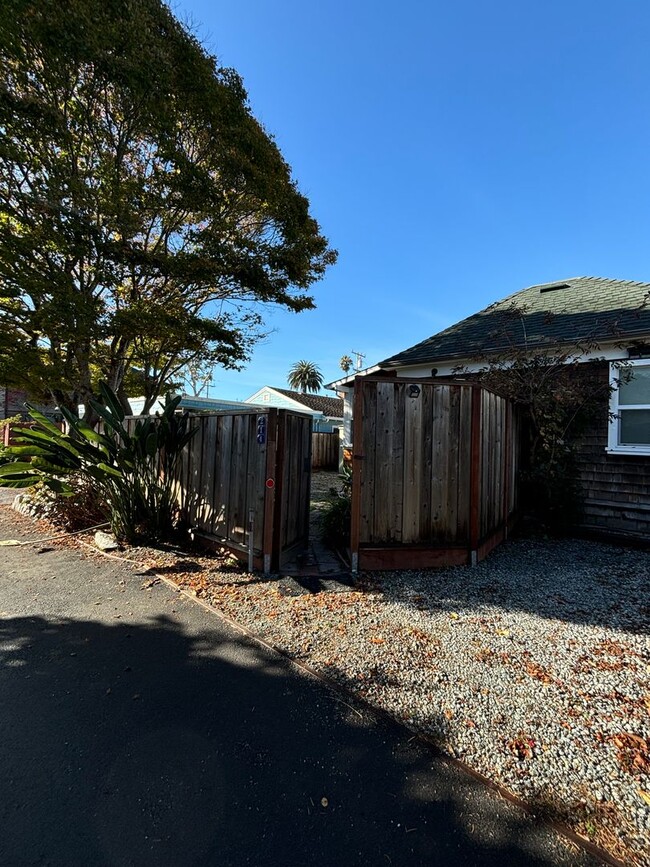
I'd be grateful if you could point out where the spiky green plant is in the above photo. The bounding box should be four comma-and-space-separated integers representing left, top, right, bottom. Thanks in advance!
0, 384, 195, 543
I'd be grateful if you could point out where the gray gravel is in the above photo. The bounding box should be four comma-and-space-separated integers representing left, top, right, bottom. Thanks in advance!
167, 535, 650, 866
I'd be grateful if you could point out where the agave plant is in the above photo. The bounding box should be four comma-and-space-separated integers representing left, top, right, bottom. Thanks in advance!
0, 384, 196, 543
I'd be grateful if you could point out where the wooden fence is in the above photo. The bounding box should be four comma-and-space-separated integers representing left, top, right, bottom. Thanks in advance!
350, 379, 519, 571
174, 408, 312, 572
311, 430, 340, 470
3, 420, 64, 447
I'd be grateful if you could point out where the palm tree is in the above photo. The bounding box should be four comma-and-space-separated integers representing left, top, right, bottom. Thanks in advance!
287, 360, 323, 393
339, 354, 353, 374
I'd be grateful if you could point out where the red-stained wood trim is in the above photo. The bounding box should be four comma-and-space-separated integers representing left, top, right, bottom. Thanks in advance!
358, 546, 470, 570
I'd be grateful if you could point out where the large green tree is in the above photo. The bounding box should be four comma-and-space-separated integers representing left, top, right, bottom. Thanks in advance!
0, 0, 336, 418
287, 360, 323, 393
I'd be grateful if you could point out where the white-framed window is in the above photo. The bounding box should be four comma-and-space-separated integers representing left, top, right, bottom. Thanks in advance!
608, 359, 650, 455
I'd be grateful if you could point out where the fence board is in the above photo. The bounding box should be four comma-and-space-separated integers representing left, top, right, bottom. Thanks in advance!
311, 431, 339, 470
402, 384, 423, 543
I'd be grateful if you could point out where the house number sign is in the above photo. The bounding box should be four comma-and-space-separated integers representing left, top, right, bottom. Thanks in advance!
256, 415, 267, 445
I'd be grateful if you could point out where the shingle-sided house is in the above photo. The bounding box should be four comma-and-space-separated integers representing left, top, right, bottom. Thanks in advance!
244, 386, 343, 433
329, 276, 650, 540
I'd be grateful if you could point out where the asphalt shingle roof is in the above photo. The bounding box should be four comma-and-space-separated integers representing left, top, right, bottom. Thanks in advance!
274, 388, 344, 417
380, 277, 650, 368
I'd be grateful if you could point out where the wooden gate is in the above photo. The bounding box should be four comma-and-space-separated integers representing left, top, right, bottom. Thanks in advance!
350, 379, 519, 571
175, 408, 312, 573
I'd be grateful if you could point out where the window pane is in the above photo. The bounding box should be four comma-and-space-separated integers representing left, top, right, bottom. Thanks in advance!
618, 365, 650, 405
619, 409, 650, 445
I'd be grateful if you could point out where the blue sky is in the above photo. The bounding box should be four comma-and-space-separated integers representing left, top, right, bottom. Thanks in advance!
174, 0, 650, 400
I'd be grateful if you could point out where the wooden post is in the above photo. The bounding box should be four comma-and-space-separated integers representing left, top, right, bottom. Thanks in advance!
469, 386, 482, 565
350, 379, 364, 574
262, 409, 278, 575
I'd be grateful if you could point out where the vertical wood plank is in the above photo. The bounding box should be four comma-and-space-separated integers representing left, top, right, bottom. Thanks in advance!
456, 386, 472, 542
271, 410, 287, 569
189, 416, 203, 529
469, 386, 482, 557
199, 416, 217, 531
402, 383, 423, 543
446, 386, 460, 542
213, 415, 232, 539
390, 383, 405, 543
419, 384, 433, 541
350, 381, 365, 570
229, 414, 246, 544
374, 382, 396, 542
263, 410, 278, 572
359, 380, 376, 545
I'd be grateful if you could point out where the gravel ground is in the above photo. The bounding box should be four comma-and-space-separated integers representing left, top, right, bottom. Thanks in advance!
139, 534, 650, 866
8, 480, 649, 866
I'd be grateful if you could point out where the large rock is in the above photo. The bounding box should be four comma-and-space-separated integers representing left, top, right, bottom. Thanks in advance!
94, 530, 119, 551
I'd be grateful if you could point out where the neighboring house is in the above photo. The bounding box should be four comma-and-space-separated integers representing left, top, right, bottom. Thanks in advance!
128, 394, 263, 415
1, 387, 60, 421
328, 276, 650, 540
244, 386, 343, 433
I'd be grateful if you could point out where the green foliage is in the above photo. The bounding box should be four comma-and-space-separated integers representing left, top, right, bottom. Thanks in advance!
321, 466, 352, 549
0, 383, 196, 543
0, 0, 336, 417
339, 355, 353, 374
36, 475, 109, 531
287, 360, 324, 393
471, 333, 613, 532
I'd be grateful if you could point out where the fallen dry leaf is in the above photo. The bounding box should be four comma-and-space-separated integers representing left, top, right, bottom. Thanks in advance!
638, 790, 650, 806
610, 733, 650, 775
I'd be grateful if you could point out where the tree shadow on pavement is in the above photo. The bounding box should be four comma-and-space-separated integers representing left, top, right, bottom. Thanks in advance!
0, 613, 598, 867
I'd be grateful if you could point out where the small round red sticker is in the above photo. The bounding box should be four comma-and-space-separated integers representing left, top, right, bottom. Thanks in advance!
265, 478, 275, 488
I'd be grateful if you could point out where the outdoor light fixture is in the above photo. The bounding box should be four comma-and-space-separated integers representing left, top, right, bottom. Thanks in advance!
408, 385, 421, 398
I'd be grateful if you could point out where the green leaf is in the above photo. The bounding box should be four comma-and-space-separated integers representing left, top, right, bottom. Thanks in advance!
89, 402, 128, 443
3, 445, 52, 458
0, 461, 38, 476
99, 383, 125, 423
25, 406, 62, 436
145, 431, 157, 456
0, 477, 38, 489
41, 478, 74, 494
97, 462, 123, 479
31, 456, 76, 474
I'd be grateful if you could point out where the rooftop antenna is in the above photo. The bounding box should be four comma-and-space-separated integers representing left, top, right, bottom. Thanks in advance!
351, 350, 365, 371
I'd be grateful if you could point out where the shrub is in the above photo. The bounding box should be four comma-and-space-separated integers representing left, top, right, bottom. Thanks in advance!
321, 466, 352, 549
0, 384, 195, 543
38, 475, 109, 531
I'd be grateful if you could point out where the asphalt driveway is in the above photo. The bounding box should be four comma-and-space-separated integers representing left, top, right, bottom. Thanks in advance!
0, 507, 600, 867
